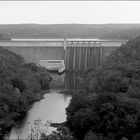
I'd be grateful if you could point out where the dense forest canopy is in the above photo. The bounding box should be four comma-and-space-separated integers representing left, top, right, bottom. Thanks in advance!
66, 35, 140, 140
0, 24, 140, 40
0, 46, 51, 138
0, 33, 11, 40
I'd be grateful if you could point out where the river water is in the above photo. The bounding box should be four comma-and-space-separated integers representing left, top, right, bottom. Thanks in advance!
9, 72, 81, 139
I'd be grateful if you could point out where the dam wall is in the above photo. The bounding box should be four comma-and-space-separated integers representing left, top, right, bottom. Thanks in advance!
0, 39, 127, 69
65, 39, 126, 70
5, 46, 65, 63
0, 40, 64, 63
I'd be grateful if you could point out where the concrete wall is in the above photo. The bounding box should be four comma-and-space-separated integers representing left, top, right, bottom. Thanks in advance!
5, 46, 64, 63
0, 40, 65, 63
0, 40, 64, 47
65, 40, 126, 70
0, 39, 127, 69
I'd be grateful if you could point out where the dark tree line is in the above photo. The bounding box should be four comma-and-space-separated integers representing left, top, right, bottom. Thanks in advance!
0, 24, 140, 40
66, 36, 140, 140
0, 47, 51, 138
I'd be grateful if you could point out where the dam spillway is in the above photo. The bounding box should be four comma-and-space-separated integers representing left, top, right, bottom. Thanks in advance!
0, 39, 127, 71
65, 39, 127, 70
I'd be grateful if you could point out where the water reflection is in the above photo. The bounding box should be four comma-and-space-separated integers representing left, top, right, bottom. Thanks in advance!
9, 90, 71, 139
9, 71, 83, 139
50, 72, 83, 91
65, 71, 83, 91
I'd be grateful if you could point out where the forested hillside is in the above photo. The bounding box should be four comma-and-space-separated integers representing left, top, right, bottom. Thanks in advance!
0, 24, 140, 40
0, 33, 11, 40
66, 36, 140, 140
0, 47, 51, 138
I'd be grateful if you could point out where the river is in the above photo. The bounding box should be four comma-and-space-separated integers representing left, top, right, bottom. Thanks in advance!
8, 72, 81, 139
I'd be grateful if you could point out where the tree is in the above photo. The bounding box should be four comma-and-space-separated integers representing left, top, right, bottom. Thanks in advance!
91, 93, 140, 140
11, 77, 26, 92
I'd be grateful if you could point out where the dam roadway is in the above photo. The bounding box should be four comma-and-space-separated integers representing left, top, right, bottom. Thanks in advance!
0, 39, 127, 70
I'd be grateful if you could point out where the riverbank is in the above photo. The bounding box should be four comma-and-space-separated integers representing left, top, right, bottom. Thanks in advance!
0, 48, 52, 139
9, 90, 71, 140
50, 121, 67, 128
28, 90, 50, 104
3, 89, 50, 140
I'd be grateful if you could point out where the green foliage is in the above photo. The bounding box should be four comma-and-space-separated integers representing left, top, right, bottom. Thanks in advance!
1, 24, 140, 40
66, 36, 140, 140
0, 33, 11, 40
24, 63, 49, 74
11, 77, 27, 92
34, 72, 51, 90
42, 126, 74, 140
24, 63, 51, 90
91, 93, 140, 140
67, 92, 140, 140
84, 36, 140, 96
27, 119, 51, 140
84, 131, 110, 140
66, 94, 94, 140
0, 47, 51, 137
132, 133, 140, 140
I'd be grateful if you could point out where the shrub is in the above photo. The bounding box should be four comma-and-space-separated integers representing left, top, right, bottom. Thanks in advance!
11, 77, 27, 92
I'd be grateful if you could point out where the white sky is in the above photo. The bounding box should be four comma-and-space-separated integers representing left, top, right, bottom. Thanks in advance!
0, 1, 140, 24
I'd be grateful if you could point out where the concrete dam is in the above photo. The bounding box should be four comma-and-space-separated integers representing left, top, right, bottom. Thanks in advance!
0, 39, 127, 70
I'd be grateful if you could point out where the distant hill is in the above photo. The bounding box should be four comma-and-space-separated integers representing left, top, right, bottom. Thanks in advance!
0, 24, 140, 40
0, 33, 11, 40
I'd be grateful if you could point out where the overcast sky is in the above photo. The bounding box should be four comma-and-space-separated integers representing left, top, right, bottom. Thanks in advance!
0, 1, 140, 24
